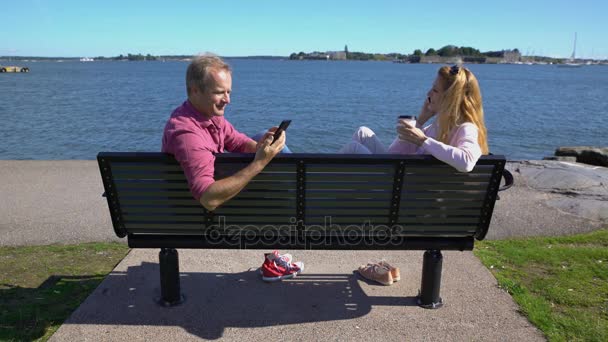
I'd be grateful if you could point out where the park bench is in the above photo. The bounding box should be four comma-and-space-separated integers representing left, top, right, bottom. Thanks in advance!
97, 152, 513, 309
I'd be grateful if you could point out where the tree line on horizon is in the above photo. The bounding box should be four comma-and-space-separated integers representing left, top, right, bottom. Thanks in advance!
412, 46, 520, 58
290, 44, 523, 61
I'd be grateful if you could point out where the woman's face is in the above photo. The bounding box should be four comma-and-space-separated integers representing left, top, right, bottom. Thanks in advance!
426, 76, 445, 113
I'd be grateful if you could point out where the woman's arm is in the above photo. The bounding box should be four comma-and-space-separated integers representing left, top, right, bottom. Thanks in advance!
389, 119, 436, 154
420, 123, 482, 172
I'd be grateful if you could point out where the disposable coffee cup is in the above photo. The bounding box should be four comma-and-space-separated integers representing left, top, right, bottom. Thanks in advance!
398, 115, 417, 127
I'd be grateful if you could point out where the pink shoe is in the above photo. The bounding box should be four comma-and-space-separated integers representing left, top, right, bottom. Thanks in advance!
378, 260, 401, 282
260, 251, 304, 282
357, 263, 393, 286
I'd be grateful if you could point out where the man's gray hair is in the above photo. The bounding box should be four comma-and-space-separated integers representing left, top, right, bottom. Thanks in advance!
186, 53, 231, 96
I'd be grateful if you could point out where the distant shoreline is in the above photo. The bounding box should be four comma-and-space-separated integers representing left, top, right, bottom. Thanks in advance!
3, 56, 608, 65
0, 56, 287, 62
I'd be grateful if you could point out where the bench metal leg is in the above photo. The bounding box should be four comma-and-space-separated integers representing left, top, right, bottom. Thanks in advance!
417, 249, 444, 309
158, 248, 184, 306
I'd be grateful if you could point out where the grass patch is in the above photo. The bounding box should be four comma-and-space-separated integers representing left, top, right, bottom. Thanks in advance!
475, 229, 608, 341
0, 242, 129, 341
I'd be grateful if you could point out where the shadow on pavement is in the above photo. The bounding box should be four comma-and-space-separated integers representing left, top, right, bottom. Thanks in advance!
63, 262, 418, 339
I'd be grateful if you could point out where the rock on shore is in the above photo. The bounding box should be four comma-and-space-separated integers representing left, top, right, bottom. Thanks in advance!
488, 159, 608, 239
554, 146, 608, 167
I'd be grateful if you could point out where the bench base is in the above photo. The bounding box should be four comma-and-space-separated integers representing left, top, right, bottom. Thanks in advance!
156, 248, 447, 309
417, 250, 444, 309
158, 248, 184, 307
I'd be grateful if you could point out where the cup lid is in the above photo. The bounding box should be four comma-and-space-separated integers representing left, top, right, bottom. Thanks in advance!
398, 115, 416, 119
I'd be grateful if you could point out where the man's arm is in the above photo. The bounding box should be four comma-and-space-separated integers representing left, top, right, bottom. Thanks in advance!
241, 126, 279, 153
199, 131, 285, 211
242, 139, 258, 153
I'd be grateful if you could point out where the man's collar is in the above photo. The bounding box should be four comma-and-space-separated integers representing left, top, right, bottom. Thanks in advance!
184, 100, 223, 129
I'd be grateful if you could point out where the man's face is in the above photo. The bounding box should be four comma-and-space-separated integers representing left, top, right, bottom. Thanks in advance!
191, 68, 232, 118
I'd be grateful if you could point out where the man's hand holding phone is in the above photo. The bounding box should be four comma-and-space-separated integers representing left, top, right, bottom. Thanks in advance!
254, 120, 290, 165
271, 120, 291, 145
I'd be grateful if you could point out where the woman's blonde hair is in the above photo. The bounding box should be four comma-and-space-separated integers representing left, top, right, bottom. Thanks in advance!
435, 66, 488, 154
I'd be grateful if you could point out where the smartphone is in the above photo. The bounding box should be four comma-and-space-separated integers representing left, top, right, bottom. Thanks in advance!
271, 120, 291, 145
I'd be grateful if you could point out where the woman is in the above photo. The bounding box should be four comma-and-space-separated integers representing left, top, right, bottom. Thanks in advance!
339, 65, 488, 172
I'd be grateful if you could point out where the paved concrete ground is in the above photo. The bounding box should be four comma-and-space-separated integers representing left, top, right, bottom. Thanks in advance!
0, 160, 120, 246
49, 249, 544, 341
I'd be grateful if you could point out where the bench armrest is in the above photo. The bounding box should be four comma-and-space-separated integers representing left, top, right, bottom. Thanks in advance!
498, 169, 514, 192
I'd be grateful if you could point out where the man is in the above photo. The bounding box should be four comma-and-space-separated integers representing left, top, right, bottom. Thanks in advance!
162, 54, 285, 211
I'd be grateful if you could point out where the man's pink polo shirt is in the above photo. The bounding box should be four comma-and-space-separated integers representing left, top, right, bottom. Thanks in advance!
162, 100, 253, 200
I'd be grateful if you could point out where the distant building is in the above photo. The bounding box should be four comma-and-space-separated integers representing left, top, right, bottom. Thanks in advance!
420, 55, 462, 64
329, 51, 347, 60
503, 50, 522, 63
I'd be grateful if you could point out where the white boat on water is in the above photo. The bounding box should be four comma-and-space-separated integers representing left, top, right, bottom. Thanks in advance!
80, 57, 94, 62
557, 33, 582, 68
559, 62, 582, 68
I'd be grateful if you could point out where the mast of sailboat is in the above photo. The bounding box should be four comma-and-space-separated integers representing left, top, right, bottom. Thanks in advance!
571, 32, 577, 60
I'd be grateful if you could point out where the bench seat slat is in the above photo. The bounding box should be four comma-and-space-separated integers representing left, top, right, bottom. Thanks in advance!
401, 192, 486, 200
126, 228, 206, 234
231, 192, 296, 199
242, 184, 297, 191
218, 165, 296, 173
117, 191, 195, 197
224, 201, 297, 208
213, 208, 296, 215
397, 217, 480, 224
116, 182, 190, 190
220, 173, 296, 182
124, 223, 204, 229
306, 201, 389, 208
399, 209, 482, 216
305, 218, 389, 224
403, 175, 492, 182
124, 215, 206, 222
400, 197, 483, 203
231, 191, 395, 200
403, 183, 490, 191
120, 199, 200, 205
406, 165, 494, 173
306, 183, 393, 190
123, 207, 207, 214
307, 165, 394, 172
306, 208, 389, 215
112, 165, 183, 172
306, 175, 393, 182
306, 193, 393, 200
124, 214, 296, 222
112, 173, 188, 181
393, 225, 477, 231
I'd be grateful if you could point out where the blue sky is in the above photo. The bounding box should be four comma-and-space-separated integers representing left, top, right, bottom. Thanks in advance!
1, 0, 606, 58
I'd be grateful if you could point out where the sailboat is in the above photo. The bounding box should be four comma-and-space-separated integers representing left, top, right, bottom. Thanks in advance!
558, 33, 583, 68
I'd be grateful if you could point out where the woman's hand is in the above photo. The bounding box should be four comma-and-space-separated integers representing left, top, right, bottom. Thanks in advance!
396, 121, 427, 146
